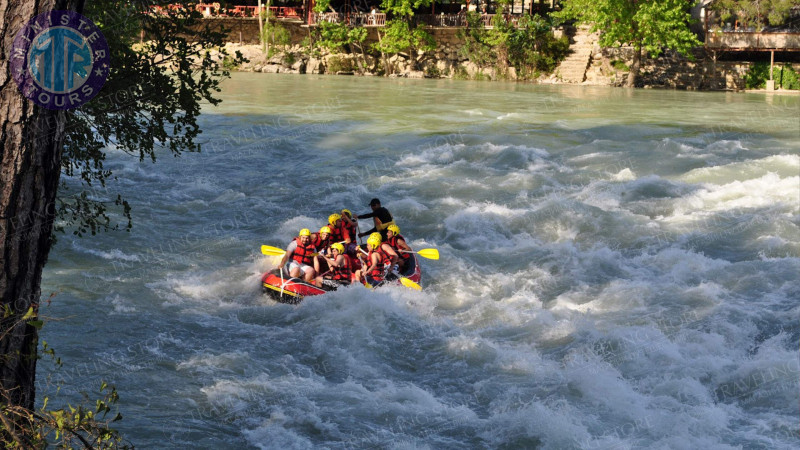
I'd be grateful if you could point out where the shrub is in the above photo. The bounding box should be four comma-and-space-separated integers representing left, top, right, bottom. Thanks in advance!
745, 62, 800, 89
327, 56, 354, 73
611, 59, 629, 71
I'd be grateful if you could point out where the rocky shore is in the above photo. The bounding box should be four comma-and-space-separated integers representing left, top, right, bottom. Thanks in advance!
219, 41, 787, 91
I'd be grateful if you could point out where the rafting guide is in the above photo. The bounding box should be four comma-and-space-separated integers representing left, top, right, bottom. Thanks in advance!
259, 201, 439, 303
9, 10, 109, 110
356, 198, 395, 240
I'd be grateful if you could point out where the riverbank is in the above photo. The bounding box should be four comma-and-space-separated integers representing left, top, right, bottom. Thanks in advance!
201, 19, 798, 91
223, 42, 773, 91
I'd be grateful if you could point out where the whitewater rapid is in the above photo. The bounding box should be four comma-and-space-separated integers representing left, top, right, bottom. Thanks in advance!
40, 74, 799, 449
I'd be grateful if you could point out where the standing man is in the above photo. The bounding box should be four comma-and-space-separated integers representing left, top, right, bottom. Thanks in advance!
356, 198, 396, 241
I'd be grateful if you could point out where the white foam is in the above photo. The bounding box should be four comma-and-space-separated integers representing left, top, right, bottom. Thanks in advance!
612, 168, 636, 181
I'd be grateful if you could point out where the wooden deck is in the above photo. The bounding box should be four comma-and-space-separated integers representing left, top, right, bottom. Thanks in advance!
706, 31, 800, 51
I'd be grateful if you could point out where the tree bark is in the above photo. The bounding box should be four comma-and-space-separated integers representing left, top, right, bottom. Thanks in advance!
1, 0, 66, 413
626, 44, 642, 88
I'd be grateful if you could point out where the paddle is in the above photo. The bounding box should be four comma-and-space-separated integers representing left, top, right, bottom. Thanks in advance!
261, 245, 287, 256
399, 248, 439, 260
261, 245, 319, 257
358, 247, 422, 291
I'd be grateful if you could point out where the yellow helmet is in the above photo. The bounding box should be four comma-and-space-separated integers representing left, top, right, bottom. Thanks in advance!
328, 213, 342, 225
320, 226, 332, 235
299, 228, 311, 237
369, 232, 382, 243
367, 235, 382, 249
342, 209, 352, 218
387, 224, 400, 235
331, 243, 345, 253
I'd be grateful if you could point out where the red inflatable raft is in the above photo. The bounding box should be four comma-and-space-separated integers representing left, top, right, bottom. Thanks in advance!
261, 252, 422, 304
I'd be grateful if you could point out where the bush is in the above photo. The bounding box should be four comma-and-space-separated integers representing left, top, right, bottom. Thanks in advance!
458, 12, 569, 79
261, 17, 291, 56
745, 62, 800, 89
611, 59, 629, 72
327, 56, 354, 73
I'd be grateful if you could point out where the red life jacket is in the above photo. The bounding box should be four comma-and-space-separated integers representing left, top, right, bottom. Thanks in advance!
331, 221, 350, 244
314, 234, 332, 251
343, 220, 357, 240
367, 247, 390, 280
291, 238, 317, 266
388, 234, 411, 260
330, 255, 352, 281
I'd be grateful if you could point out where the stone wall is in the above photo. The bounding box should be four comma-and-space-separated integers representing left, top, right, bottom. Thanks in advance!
582, 47, 764, 91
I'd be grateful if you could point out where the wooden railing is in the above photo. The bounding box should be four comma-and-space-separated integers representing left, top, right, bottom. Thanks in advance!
415, 13, 467, 27
152, 4, 303, 19
415, 13, 522, 28
309, 12, 386, 26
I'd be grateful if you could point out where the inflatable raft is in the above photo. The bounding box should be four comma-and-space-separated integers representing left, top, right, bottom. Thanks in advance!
262, 253, 421, 304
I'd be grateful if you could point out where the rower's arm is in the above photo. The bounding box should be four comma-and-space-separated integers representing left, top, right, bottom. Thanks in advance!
280, 241, 297, 267
365, 253, 379, 274
383, 244, 399, 265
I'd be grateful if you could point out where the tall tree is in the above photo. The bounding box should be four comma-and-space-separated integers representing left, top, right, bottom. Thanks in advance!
712, 0, 799, 30
375, 0, 435, 72
1, 0, 72, 417
0, 0, 241, 439
555, 0, 701, 87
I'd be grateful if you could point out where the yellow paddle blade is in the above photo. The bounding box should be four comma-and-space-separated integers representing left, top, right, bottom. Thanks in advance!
415, 248, 439, 260
400, 277, 422, 291
261, 245, 286, 256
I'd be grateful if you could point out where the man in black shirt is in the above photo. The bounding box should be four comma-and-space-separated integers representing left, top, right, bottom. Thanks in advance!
356, 198, 396, 240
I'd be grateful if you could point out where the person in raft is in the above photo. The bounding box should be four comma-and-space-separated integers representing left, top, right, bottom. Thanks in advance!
355, 234, 391, 286
356, 198, 395, 241
340, 209, 359, 253
315, 243, 352, 288
279, 228, 318, 282
327, 213, 352, 250
386, 224, 412, 272
313, 226, 333, 255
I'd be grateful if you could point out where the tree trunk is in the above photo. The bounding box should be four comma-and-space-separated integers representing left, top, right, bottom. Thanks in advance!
626, 44, 642, 88
376, 29, 391, 75
258, 0, 264, 52
1, 0, 67, 415
265, 0, 272, 56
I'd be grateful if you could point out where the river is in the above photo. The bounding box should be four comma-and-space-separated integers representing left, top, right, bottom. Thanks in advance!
40, 73, 800, 448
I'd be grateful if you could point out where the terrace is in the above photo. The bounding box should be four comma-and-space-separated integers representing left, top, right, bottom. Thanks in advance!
157, 0, 560, 27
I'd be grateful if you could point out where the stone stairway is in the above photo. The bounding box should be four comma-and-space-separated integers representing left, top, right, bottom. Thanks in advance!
557, 26, 599, 83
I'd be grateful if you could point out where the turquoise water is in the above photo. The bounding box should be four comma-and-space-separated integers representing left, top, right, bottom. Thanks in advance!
41, 73, 799, 448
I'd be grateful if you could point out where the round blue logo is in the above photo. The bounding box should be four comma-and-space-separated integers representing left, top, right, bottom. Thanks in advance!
10, 11, 109, 110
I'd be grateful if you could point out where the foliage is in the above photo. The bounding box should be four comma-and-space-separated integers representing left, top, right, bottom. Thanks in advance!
380, 0, 432, 18
326, 56, 355, 73
554, 0, 700, 58
424, 63, 442, 78
313, 0, 331, 13
457, 12, 496, 68
374, 19, 435, 56
507, 13, 570, 76
261, 15, 291, 56
745, 62, 800, 89
317, 21, 352, 53
458, 12, 568, 78
611, 59, 630, 72
57, 0, 245, 237
1, 384, 128, 448
1, 312, 128, 447
712, 0, 799, 30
